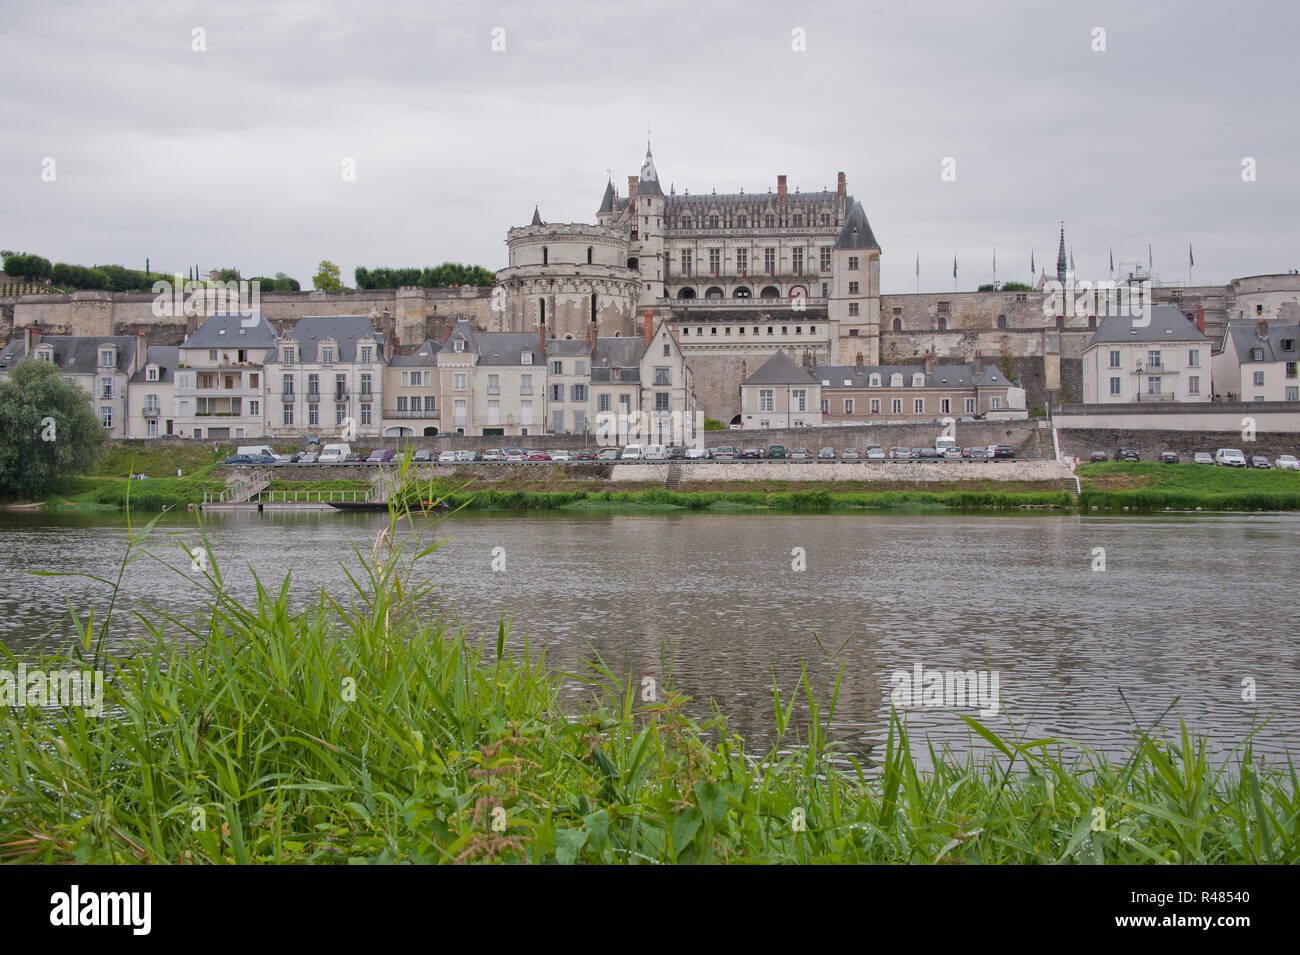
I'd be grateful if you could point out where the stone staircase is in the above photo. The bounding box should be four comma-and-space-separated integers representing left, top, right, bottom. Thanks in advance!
664, 462, 683, 490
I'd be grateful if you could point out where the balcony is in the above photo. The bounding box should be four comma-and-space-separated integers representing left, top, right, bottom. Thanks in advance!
661, 296, 828, 308
142, 406, 161, 417
306, 391, 320, 402
1134, 392, 1178, 402
385, 408, 437, 418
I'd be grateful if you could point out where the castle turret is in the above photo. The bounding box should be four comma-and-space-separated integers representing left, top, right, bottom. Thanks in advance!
829, 196, 882, 363
632, 141, 665, 307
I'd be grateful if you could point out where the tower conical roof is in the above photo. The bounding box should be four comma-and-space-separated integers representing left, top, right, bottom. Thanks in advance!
1056, 224, 1067, 281
637, 141, 663, 197
531, 206, 543, 226
834, 200, 880, 250
598, 178, 615, 213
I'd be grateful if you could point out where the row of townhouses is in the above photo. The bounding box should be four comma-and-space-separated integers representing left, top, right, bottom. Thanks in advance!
0, 313, 697, 441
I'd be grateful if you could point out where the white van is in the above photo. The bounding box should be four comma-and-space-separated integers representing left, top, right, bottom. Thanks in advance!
643, 445, 668, 460
318, 443, 351, 464
1215, 448, 1247, 467
236, 445, 275, 459
621, 445, 644, 460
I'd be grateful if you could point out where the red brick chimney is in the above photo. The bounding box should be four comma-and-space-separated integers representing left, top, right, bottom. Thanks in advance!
628, 176, 639, 199
777, 174, 788, 212
836, 172, 846, 200
24, 323, 41, 353
1195, 307, 1206, 335
1257, 318, 1269, 338
855, 352, 864, 374
643, 309, 654, 347
973, 350, 983, 374
924, 351, 935, 374
136, 329, 148, 374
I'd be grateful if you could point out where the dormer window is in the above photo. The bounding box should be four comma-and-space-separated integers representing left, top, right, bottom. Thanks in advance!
359, 345, 373, 364
1284, 339, 1295, 352
147, 367, 159, 381
912, 373, 925, 387
99, 348, 116, 368
35, 346, 53, 362
281, 345, 296, 364
1252, 348, 1264, 361
321, 346, 335, 365
890, 374, 903, 387
521, 350, 532, 364
454, 338, 465, 353
868, 374, 881, 387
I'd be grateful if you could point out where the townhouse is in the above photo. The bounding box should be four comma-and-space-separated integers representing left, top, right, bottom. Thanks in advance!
814, 352, 1018, 424
1081, 305, 1210, 403
738, 351, 823, 428
383, 339, 442, 437
1211, 320, 1300, 402
263, 316, 386, 438
126, 346, 178, 438
172, 312, 277, 439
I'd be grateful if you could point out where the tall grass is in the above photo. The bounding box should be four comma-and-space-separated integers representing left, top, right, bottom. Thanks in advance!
1, 457, 1296, 863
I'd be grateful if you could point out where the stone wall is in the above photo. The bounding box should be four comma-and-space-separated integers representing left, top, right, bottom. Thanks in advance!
612, 459, 1075, 483
1056, 428, 1298, 459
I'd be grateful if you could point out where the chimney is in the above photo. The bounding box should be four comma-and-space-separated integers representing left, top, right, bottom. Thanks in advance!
973, 350, 983, 374
1196, 307, 1205, 335
924, 351, 934, 374
855, 352, 864, 374
777, 174, 788, 212
1257, 318, 1269, 338
643, 309, 654, 347
539, 320, 547, 355
136, 329, 148, 374
24, 323, 41, 353
628, 176, 639, 199
186, 312, 200, 337
587, 320, 597, 353
836, 172, 846, 200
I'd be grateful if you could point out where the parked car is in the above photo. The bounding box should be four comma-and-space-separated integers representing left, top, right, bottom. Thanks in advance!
712, 446, 736, 461
550, 450, 571, 462
866, 447, 886, 461
298, 452, 319, 465
318, 443, 351, 464
344, 452, 365, 463
1159, 452, 1180, 464
222, 454, 256, 466
480, 449, 502, 462
1193, 451, 1213, 465
1276, 454, 1300, 471
1115, 448, 1141, 462
1089, 451, 1108, 462
969, 447, 990, 461
944, 447, 963, 459
1215, 448, 1247, 467
437, 450, 457, 463
740, 448, 763, 459
817, 448, 836, 460
367, 449, 395, 463
1251, 455, 1272, 469
992, 446, 1017, 459
620, 445, 643, 460
596, 448, 620, 460
503, 448, 526, 462
888, 447, 908, 460
572, 449, 597, 461
668, 446, 687, 460
528, 451, 552, 461
768, 445, 787, 459
685, 447, 710, 459
790, 448, 812, 460
841, 449, 861, 461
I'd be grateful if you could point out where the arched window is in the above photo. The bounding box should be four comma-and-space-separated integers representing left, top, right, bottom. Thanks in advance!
760, 286, 780, 299
539, 299, 546, 323
1056, 316, 1064, 330
627, 256, 638, 271
868, 374, 881, 387
890, 374, 903, 387
1087, 315, 1096, 329
705, 287, 724, 299
937, 317, 947, 332
996, 314, 1007, 330
542, 247, 548, 265
733, 287, 752, 299
892, 318, 902, 332
587, 247, 592, 264
677, 288, 696, 300
590, 293, 597, 322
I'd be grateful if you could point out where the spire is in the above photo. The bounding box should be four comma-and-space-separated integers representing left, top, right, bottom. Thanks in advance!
531, 206, 543, 226
598, 178, 615, 214
1056, 222, 1067, 283
834, 200, 880, 250
637, 140, 663, 196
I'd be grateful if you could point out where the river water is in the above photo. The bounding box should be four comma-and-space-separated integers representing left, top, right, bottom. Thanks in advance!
1, 508, 1296, 764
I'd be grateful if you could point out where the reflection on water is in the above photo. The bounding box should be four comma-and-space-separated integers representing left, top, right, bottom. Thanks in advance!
1, 507, 1297, 763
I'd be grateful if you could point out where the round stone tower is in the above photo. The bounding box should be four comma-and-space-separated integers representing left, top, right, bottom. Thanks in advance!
494, 210, 640, 339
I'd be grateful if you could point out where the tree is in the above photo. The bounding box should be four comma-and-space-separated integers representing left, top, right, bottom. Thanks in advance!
313, 260, 343, 290
3, 253, 52, 281
212, 267, 241, 284
0, 360, 105, 499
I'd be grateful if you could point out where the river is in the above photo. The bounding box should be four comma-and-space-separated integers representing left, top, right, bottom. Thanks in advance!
1, 507, 1296, 764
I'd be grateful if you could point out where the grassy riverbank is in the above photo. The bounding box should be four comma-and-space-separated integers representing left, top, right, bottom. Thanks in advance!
1078, 462, 1300, 511
0, 512, 1293, 864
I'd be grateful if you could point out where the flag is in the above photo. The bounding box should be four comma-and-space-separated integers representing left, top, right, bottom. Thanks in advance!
1189, 244, 1194, 268
915, 252, 919, 277
1109, 247, 1114, 274
1031, 250, 1035, 275
993, 247, 997, 277
1148, 244, 1153, 271
953, 255, 957, 278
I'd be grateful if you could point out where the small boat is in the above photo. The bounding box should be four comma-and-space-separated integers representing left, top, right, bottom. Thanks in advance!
326, 499, 449, 512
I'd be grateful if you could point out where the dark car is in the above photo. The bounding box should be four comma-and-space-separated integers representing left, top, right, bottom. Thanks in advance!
222, 454, 256, 466
1089, 451, 1108, 463
1116, 448, 1140, 462
667, 446, 687, 460
344, 452, 365, 463
573, 449, 598, 461
992, 446, 1017, 459
768, 445, 787, 459
817, 448, 836, 460
366, 449, 395, 463
1159, 452, 1180, 464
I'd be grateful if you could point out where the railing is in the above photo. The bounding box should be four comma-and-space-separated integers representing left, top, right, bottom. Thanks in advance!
662, 297, 828, 308
250, 489, 371, 503
385, 408, 437, 418
142, 407, 161, 417
1134, 392, 1178, 402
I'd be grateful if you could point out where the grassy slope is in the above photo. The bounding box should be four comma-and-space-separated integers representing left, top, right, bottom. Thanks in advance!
1077, 462, 1300, 510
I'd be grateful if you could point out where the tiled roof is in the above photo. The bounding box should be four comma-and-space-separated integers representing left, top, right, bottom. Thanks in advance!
1085, 305, 1207, 347
183, 311, 276, 349
278, 315, 382, 363
742, 350, 820, 386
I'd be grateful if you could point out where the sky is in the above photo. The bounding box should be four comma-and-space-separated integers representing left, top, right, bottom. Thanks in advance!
2, 0, 1297, 294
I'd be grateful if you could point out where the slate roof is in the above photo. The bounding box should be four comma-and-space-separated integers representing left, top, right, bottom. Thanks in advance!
590, 336, 645, 384
598, 179, 616, 214
1085, 304, 1207, 348
545, 338, 591, 357
0, 335, 139, 375
388, 339, 442, 367
637, 145, 663, 197
130, 345, 179, 383
814, 362, 1007, 389
834, 200, 880, 250
1221, 322, 1300, 363
184, 311, 276, 349
278, 315, 382, 363
742, 350, 820, 386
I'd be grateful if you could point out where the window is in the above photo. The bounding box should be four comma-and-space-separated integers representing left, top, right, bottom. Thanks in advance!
793, 214, 803, 227
454, 338, 465, 353
283, 405, 294, 426
331, 403, 344, 425
335, 374, 346, 399
843, 399, 854, 414
99, 377, 114, 399
849, 303, 859, 316
1186, 349, 1199, 367
737, 216, 747, 228
1109, 350, 1121, 368
764, 214, 774, 228
709, 248, 720, 275
1254, 371, 1265, 386
99, 407, 112, 428
940, 398, 950, 414
306, 373, 318, 397
360, 373, 371, 396
792, 248, 803, 274
997, 315, 1007, 330
360, 346, 372, 364
890, 374, 903, 387
147, 367, 158, 381
848, 257, 859, 270
1147, 350, 1161, 368
914, 398, 924, 414
821, 399, 829, 414
992, 397, 1002, 410
520, 399, 533, 424
397, 396, 408, 413
965, 398, 976, 414
147, 419, 159, 438
759, 390, 774, 412
655, 392, 670, 411
597, 393, 611, 413
1287, 387, 1299, 402
868, 374, 881, 387
1188, 376, 1200, 395
249, 373, 259, 388
207, 349, 217, 363
618, 394, 631, 414
892, 318, 902, 332
891, 399, 902, 414
570, 384, 587, 402
937, 318, 947, 331
1109, 377, 1122, 396
321, 347, 334, 365
654, 367, 670, 385
282, 346, 296, 364
680, 250, 692, 276
870, 398, 880, 413
487, 400, 500, 425
1288, 362, 1299, 379
912, 373, 924, 387
764, 248, 775, 274
248, 400, 259, 417
550, 384, 564, 402
551, 411, 565, 434
792, 389, 807, 412
521, 350, 532, 365
454, 373, 466, 391
360, 404, 371, 425
520, 374, 532, 395
848, 281, 859, 294
736, 249, 748, 276
820, 247, 832, 271
550, 360, 563, 375
487, 374, 500, 395
1252, 348, 1264, 361
663, 343, 671, 356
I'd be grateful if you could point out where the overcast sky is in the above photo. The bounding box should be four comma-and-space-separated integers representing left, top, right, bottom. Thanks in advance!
2, 0, 1296, 294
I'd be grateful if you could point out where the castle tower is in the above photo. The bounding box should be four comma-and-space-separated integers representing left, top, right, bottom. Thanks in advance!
830, 198, 882, 363
632, 141, 665, 307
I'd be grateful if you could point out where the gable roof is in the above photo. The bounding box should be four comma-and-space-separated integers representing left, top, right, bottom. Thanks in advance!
279, 315, 382, 363
834, 199, 880, 250
1085, 304, 1208, 347
184, 311, 276, 349
388, 339, 442, 367
0, 335, 139, 375
742, 350, 820, 386
1221, 322, 1300, 363
814, 362, 1007, 389
130, 345, 179, 383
